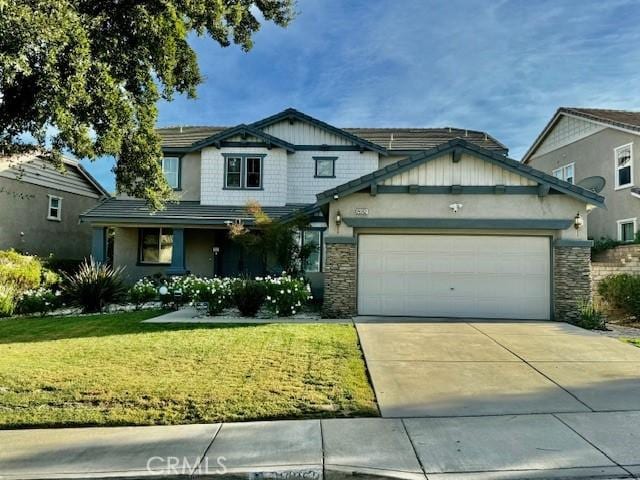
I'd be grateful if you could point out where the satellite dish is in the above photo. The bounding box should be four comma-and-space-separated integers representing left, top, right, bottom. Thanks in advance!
577, 176, 606, 193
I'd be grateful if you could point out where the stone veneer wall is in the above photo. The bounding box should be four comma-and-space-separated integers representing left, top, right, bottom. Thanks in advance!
323, 241, 357, 318
553, 245, 591, 322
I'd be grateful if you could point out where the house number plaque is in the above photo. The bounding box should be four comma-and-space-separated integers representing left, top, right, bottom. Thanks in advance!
354, 208, 369, 216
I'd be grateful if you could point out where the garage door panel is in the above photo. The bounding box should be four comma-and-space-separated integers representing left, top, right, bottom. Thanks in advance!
357, 235, 550, 320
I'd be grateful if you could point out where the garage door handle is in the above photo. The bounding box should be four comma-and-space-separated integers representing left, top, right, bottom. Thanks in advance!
450, 287, 455, 290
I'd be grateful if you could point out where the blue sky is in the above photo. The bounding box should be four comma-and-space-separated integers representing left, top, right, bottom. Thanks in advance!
84, 0, 640, 192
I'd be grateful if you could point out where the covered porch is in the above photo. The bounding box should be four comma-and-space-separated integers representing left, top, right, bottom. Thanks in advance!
81, 199, 326, 296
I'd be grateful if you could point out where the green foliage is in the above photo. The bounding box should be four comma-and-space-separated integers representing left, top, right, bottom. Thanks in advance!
575, 298, 606, 330
0, 250, 42, 293
62, 257, 127, 313
0, 286, 16, 318
43, 257, 83, 275
16, 287, 61, 316
128, 278, 157, 309
192, 277, 233, 315
591, 237, 621, 255
229, 201, 316, 276
231, 278, 266, 317
598, 274, 640, 317
0, 1, 295, 208
264, 275, 312, 317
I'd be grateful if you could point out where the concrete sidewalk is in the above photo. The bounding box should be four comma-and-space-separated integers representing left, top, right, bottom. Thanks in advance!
2, 414, 639, 480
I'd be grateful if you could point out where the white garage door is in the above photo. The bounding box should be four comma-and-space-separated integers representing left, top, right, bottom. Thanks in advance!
358, 235, 550, 319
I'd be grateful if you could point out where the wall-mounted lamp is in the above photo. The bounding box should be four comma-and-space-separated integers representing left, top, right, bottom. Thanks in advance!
574, 212, 584, 230
335, 210, 342, 226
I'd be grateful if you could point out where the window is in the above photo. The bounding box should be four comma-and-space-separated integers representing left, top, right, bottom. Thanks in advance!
552, 163, 575, 184
47, 195, 62, 221
139, 228, 173, 264
246, 157, 262, 188
224, 154, 264, 189
225, 157, 242, 188
299, 230, 322, 272
618, 218, 637, 243
615, 144, 633, 189
162, 157, 180, 189
314, 157, 336, 178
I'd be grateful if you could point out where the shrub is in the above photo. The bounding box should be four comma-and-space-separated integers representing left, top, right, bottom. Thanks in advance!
231, 278, 266, 317
597, 274, 640, 317
128, 278, 157, 309
41, 268, 61, 288
16, 287, 61, 316
264, 275, 312, 316
62, 258, 127, 313
0, 250, 41, 293
0, 285, 15, 318
44, 257, 84, 275
193, 277, 232, 315
575, 298, 606, 330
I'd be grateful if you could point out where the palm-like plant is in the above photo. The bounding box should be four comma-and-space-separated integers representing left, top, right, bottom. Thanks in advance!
62, 257, 127, 313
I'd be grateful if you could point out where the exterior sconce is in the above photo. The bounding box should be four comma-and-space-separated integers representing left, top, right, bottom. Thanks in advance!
574, 212, 584, 230
335, 210, 342, 226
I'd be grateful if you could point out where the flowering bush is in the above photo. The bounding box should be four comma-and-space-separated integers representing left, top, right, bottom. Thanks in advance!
263, 274, 312, 317
192, 277, 233, 315
128, 278, 158, 308
16, 287, 61, 316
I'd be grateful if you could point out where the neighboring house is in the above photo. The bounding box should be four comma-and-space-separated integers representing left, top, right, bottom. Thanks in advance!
81, 108, 603, 321
0, 152, 109, 260
523, 107, 640, 242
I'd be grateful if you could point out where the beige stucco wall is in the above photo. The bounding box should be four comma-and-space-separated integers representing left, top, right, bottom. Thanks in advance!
0, 177, 100, 259
113, 227, 219, 283
175, 152, 201, 201
326, 192, 590, 241
529, 128, 638, 240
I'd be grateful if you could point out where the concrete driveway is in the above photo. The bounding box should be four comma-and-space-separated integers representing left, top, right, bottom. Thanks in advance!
355, 318, 640, 417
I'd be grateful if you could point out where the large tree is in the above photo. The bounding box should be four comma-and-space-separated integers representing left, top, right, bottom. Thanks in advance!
0, 0, 295, 208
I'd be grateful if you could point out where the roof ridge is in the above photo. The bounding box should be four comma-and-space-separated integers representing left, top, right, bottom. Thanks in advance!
564, 107, 640, 114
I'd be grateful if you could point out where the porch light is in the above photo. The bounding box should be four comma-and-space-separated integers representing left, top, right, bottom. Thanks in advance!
158, 286, 168, 296
574, 212, 584, 230
335, 210, 342, 226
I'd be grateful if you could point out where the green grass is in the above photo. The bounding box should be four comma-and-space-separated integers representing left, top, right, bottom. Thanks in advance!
625, 338, 640, 348
0, 310, 377, 428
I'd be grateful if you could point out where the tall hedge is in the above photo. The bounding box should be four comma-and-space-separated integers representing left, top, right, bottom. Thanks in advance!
0, 250, 43, 317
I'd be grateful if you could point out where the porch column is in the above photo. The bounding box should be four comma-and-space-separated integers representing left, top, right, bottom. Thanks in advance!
322, 236, 357, 318
167, 227, 186, 275
91, 227, 106, 263
553, 240, 592, 322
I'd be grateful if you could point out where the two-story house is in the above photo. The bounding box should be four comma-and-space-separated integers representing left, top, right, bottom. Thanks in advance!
81, 108, 604, 321
1, 152, 108, 260
523, 108, 640, 242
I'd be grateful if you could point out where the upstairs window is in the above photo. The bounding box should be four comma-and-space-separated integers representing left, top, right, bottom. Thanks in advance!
139, 228, 173, 264
225, 157, 242, 188
615, 144, 633, 189
162, 157, 180, 189
224, 154, 264, 189
618, 218, 636, 243
314, 157, 337, 178
246, 157, 262, 188
552, 163, 574, 184
47, 195, 62, 221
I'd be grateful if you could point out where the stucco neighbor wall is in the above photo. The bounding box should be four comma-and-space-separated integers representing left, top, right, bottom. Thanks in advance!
0, 177, 99, 259
528, 127, 639, 240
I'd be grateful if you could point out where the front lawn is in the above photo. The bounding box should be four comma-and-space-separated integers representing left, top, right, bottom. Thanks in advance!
625, 338, 640, 348
0, 311, 377, 428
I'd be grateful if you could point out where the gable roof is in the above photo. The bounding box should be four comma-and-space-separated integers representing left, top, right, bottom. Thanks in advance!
523, 107, 640, 163
316, 138, 605, 208
0, 153, 109, 198
186, 124, 295, 153
248, 108, 388, 155
156, 108, 508, 155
